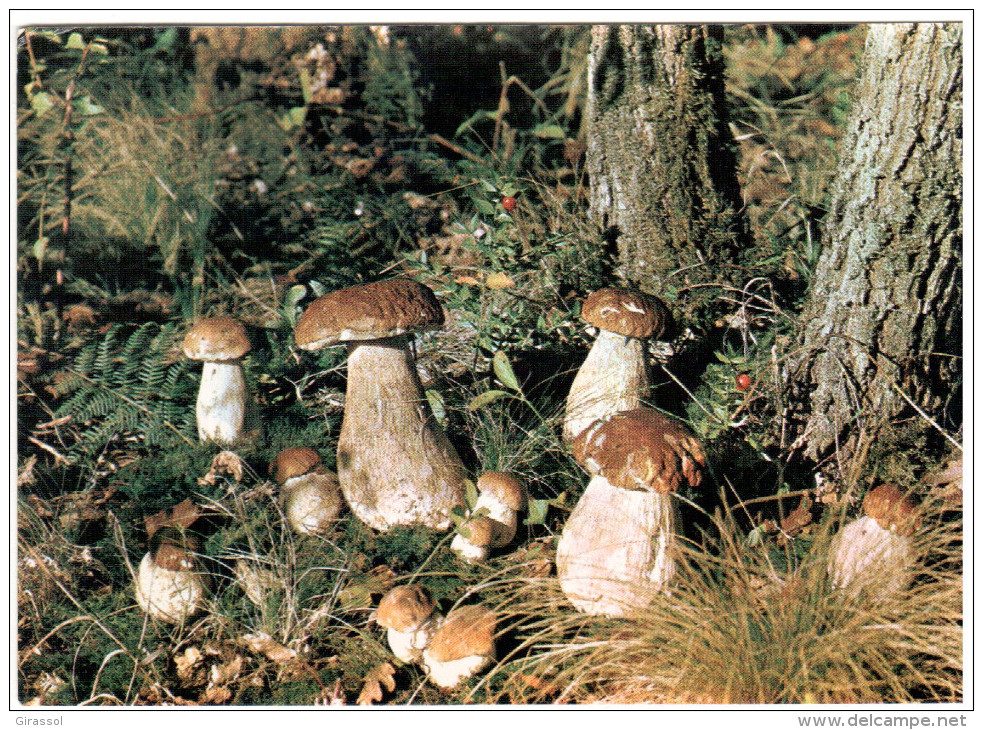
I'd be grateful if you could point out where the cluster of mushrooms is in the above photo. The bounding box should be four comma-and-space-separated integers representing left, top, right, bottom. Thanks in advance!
134, 277, 925, 689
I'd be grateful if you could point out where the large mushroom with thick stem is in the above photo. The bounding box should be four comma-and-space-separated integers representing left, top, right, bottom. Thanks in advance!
828, 484, 920, 602
556, 408, 706, 617
269, 446, 344, 536
294, 279, 466, 532
563, 288, 670, 443
183, 316, 252, 446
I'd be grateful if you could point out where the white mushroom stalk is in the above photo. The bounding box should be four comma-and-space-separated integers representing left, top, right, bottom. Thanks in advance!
828, 484, 919, 602
556, 408, 706, 617
183, 316, 252, 446
563, 288, 669, 443
295, 279, 466, 532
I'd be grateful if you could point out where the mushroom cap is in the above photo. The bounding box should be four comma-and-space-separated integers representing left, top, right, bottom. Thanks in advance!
425, 605, 496, 663
294, 279, 444, 351
462, 516, 495, 548
182, 316, 251, 361
376, 584, 436, 632
581, 288, 669, 339
572, 408, 705, 494
476, 472, 527, 512
149, 527, 200, 572
269, 446, 323, 484
863, 484, 920, 535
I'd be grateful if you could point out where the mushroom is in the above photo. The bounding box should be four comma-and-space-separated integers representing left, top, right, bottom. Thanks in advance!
556, 408, 706, 617
294, 278, 466, 532
563, 288, 670, 443
134, 527, 208, 624
473, 472, 527, 548
422, 605, 497, 689
182, 316, 252, 446
269, 446, 344, 536
450, 515, 496, 563
376, 584, 441, 664
828, 484, 919, 602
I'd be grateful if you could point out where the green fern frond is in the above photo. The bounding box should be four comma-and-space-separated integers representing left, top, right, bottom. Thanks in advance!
53, 322, 196, 460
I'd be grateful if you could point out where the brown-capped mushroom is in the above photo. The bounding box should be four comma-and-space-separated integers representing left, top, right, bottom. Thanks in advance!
556, 408, 706, 616
473, 472, 527, 548
134, 527, 208, 624
450, 515, 496, 563
828, 484, 919, 601
376, 584, 441, 664
422, 605, 497, 689
563, 288, 670, 443
294, 279, 466, 532
269, 446, 343, 536
183, 316, 252, 446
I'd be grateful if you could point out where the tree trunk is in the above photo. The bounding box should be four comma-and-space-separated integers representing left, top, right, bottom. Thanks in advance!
585, 24, 748, 315
792, 23, 962, 465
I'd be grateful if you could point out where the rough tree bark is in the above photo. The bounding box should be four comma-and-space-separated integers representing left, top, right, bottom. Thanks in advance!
792, 23, 962, 465
585, 24, 748, 312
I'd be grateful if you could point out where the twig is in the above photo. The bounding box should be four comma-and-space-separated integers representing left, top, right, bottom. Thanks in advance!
890, 381, 962, 452
724, 488, 814, 515
27, 436, 69, 466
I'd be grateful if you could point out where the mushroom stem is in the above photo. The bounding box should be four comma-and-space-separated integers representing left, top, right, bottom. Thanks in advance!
556, 474, 676, 617
564, 330, 651, 442
196, 360, 247, 445
828, 516, 914, 601
337, 335, 465, 531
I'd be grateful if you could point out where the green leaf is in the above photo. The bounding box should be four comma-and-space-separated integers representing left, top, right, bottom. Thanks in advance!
33, 30, 62, 44
493, 351, 520, 392
468, 389, 510, 411
32, 236, 49, 263
464, 479, 478, 510
425, 389, 447, 425
298, 67, 312, 104
74, 95, 103, 116
30, 92, 54, 117
66, 32, 86, 50
473, 198, 496, 216
523, 499, 549, 526
90, 42, 109, 56
531, 123, 566, 139
150, 28, 177, 52
279, 106, 307, 131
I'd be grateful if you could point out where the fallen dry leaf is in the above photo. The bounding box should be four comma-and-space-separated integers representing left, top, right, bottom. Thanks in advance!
485, 271, 515, 290
239, 632, 297, 664
356, 661, 396, 706
198, 451, 245, 486
199, 685, 232, 705
146, 498, 203, 539
175, 646, 203, 680
209, 655, 244, 686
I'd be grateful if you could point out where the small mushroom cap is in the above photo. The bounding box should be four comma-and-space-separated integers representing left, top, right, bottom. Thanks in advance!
863, 484, 920, 535
572, 408, 706, 494
182, 316, 251, 361
376, 584, 436, 632
149, 527, 200, 572
295, 279, 444, 351
426, 605, 496, 663
462, 516, 495, 548
581, 288, 670, 339
476, 472, 527, 512
269, 446, 323, 484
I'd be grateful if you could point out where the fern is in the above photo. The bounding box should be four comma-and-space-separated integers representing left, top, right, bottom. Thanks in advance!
54, 322, 197, 461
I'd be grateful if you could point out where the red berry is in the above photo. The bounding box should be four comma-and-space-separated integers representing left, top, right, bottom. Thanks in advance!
502, 196, 517, 212
735, 374, 752, 392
